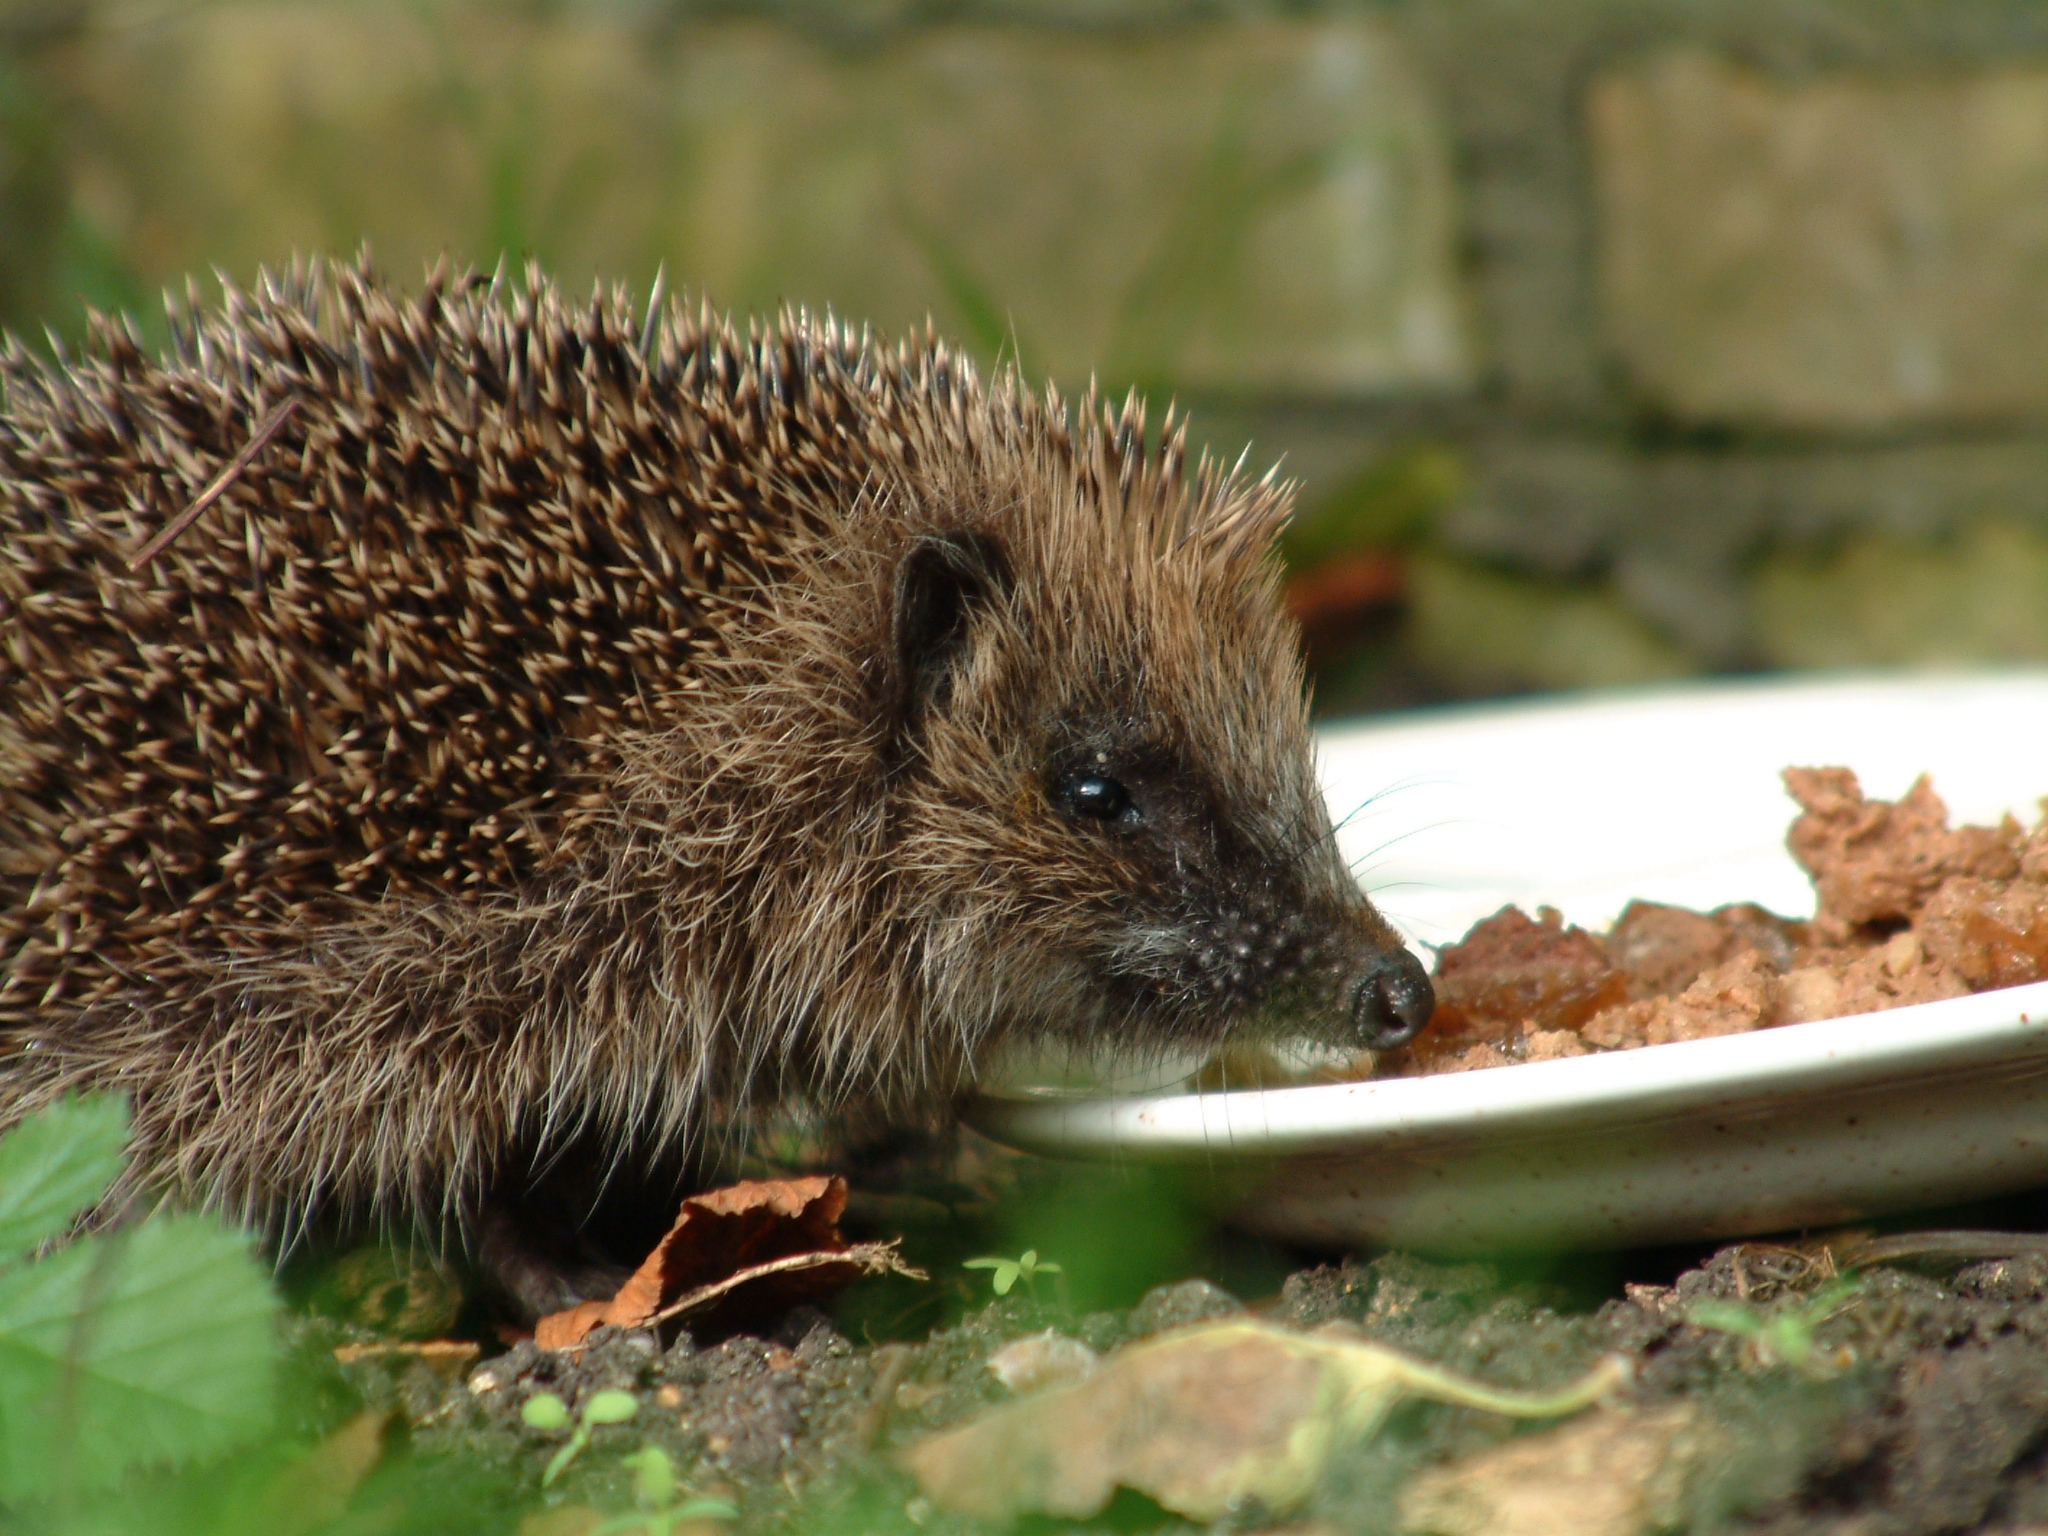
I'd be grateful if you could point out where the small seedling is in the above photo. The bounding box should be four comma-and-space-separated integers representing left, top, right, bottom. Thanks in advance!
521, 1394, 571, 1432
522, 1389, 640, 1485
590, 1446, 739, 1535
1688, 1277, 1863, 1375
964, 1249, 1063, 1298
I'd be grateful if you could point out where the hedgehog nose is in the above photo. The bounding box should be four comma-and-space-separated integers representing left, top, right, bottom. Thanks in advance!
1349, 946, 1435, 1050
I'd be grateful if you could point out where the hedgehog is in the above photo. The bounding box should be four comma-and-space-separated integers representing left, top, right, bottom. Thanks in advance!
0, 256, 1432, 1315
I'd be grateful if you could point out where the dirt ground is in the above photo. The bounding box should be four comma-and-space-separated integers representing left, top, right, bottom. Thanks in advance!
316, 1183, 2048, 1536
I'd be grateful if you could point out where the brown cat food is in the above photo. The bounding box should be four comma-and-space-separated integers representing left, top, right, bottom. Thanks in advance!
1379, 767, 2048, 1077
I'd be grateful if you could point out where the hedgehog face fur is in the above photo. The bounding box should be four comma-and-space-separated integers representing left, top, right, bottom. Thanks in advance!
0, 258, 1428, 1311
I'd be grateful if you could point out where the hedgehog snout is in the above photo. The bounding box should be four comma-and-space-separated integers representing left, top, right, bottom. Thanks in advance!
1347, 945, 1435, 1050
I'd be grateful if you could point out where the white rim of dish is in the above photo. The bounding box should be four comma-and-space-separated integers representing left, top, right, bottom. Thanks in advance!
970, 979, 2048, 1157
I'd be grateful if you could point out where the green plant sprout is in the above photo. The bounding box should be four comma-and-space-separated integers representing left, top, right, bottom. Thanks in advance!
523, 1388, 639, 1485
1687, 1277, 1864, 1376
590, 1446, 739, 1535
964, 1249, 1063, 1298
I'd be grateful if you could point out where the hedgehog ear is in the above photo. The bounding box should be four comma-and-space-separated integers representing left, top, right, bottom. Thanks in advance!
890, 530, 1011, 737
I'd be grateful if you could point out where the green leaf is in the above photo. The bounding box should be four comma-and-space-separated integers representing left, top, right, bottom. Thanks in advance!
991, 1264, 1018, 1297
542, 1432, 587, 1488
583, 1390, 638, 1426
521, 1393, 570, 1431
629, 1444, 676, 1508
0, 1212, 276, 1499
1687, 1301, 1766, 1338
1801, 1278, 1864, 1316
0, 1094, 130, 1263
961, 1259, 1002, 1270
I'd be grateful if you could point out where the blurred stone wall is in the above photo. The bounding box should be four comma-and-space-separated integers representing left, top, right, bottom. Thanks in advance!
1388, 0, 2048, 705
7, 0, 2048, 708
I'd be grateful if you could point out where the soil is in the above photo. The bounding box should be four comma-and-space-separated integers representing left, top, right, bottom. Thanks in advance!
309, 1207, 2048, 1536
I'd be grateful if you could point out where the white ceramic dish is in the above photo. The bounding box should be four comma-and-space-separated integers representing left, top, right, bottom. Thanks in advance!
969, 671, 2048, 1253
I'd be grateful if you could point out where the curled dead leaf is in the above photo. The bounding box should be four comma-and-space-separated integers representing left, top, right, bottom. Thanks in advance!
536, 1176, 925, 1349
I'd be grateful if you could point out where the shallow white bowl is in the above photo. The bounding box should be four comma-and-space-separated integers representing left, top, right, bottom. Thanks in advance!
969, 671, 2048, 1254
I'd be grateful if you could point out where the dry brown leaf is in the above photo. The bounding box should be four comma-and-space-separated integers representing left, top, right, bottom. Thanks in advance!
1399, 1405, 1722, 1536
900, 1319, 1629, 1523
987, 1329, 1101, 1394
332, 1339, 481, 1379
535, 1299, 609, 1351
536, 1175, 924, 1349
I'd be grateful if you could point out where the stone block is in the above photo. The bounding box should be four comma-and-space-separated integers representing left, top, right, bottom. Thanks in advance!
1436, 433, 2048, 664
1753, 521, 2048, 669
1591, 48, 2048, 428
39, 5, 1470, 395
1406, 550, 1699, 694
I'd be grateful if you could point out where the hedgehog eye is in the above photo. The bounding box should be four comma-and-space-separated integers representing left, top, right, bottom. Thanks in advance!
1057, 771, 1138, 826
